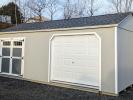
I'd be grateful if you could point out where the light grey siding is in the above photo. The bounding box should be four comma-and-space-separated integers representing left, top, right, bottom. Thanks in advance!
118, 14, 133, 92
0, 27, 116, 94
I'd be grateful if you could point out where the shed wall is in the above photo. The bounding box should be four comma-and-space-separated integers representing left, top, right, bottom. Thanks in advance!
0, 27, 116, 94
118, 14, 133, 92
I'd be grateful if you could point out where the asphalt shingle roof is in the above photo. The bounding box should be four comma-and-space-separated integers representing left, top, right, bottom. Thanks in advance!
1, 13, 132, 32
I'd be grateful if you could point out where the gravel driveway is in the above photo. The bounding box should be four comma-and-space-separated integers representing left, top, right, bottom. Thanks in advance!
0, 76, 133, 100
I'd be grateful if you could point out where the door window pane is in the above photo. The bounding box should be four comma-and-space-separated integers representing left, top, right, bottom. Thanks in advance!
2, 48, 10, 56
1, 58, 10, 73
14, 41, 22, 46
12, 59, 21, 74
13, 48, 22, 57
3, 41, 11, 46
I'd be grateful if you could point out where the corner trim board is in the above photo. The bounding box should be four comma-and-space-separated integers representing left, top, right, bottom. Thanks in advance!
115, 27, 118, 94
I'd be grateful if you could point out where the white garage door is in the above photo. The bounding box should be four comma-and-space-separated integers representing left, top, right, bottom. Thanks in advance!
50, 34, 100, 88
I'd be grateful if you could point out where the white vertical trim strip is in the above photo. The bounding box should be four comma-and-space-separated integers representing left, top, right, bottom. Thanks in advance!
115, 27, 118, 94
10, 38, 13, 74
95, 33, 102, 91
48, 35, 53, 82
0, 40, 2, 72
21, 37, 25, 76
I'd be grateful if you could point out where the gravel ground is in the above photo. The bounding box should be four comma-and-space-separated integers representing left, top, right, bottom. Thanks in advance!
0, 76, 133, 100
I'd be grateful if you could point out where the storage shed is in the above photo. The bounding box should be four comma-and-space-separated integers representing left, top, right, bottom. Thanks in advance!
0, 12, 133, 96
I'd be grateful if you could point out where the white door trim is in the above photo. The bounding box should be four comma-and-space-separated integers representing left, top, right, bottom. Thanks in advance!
48, 32, 101, 91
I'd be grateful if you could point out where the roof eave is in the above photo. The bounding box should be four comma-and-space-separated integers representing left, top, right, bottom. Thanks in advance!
0, 24, 118, 34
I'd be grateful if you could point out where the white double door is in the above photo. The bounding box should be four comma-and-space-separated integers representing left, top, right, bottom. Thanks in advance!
0, 38, 24, 75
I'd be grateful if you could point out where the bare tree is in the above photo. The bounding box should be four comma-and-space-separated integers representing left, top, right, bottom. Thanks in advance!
63, 0, 86, 19
27, 0, 48, 21
124, 0, 133, 12
63, 0, 100, 19
17, 0, 29, 22
47, 0, 59, 20
110, 0, 133, 13
15, 0, 34, 22
85, 0, 99, 16
72, 0, 86, 17
63, 0, 74, 19
111, 0, 121, 13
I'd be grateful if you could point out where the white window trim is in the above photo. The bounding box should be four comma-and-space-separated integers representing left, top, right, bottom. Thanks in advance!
0, 37, 25, 77
48, 32, 102, 91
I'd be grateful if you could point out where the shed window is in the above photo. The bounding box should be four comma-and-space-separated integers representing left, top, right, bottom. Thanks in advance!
13, 48, 22, 57
2, 48, 10, 56
12, 59, 21, 74
3, 41, 11, 46
14, 41, 22, 46
1, 58, 10, 73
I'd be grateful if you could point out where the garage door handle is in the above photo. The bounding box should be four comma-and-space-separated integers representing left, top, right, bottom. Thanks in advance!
72, 62, 75, 64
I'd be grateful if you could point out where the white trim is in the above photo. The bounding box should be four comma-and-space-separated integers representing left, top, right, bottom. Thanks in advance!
48, 37, 51, 82
10, 39, 13, 75
0, 40, 2, 72
21, 37, 25, 76
115, 27, 118, 94
0, 24, 118, 34
0, 72, 20, 77
14, 37, 25, 76
48, 32, 102, 91
52, 80, 99, 89
96, 33, 102, 91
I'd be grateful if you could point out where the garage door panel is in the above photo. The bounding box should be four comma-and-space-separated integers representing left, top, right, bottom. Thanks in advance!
51, 35, 99, 88
53, 55, 99, 65
51, 71, 98, 86
53, 61, 99, 69
52, 66, 98, 73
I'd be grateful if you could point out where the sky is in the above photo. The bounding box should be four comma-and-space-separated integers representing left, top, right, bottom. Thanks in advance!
94, 0, 110, 15
0, 0, 110, 11
0, 0, 11, 6
0, 0, 112, 19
